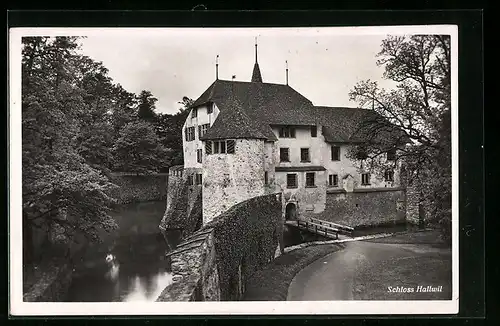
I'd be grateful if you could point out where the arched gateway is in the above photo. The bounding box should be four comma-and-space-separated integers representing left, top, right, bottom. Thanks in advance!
285, 202, 297, 221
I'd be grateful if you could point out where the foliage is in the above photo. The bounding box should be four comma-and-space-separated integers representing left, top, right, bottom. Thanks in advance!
348, 35, 451, 239
22, 36, 119, 248
137, 90, 158, 123
22, 37, 195, 259
112, 121, 170, 174
205, 194, 282, 300
155, 96, 192, 168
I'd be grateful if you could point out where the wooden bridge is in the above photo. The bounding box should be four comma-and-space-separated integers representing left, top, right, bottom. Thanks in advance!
285, 217, 354, 240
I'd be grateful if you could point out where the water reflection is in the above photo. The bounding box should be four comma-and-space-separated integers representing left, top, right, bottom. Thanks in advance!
123, 272, 173, 302
65, 201, 177, 302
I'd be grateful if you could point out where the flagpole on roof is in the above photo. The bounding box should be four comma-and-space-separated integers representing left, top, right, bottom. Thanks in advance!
216, 55, 219, 80
286, 60, 289, 85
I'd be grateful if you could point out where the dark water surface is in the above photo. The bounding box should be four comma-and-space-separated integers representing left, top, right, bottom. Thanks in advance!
66, 201, 180, 302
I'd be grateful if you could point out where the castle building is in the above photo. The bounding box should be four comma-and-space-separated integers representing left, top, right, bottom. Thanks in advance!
177, 42, 405, 228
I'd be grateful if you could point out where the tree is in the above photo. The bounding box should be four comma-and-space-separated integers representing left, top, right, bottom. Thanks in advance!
110, 84, 138, 134
112, 121, 170, 174
22, 37, 119, 260
348, 35, 451, 239
137, 90, 158, 123
75, 56, 117, 172
155, 96, 192, 168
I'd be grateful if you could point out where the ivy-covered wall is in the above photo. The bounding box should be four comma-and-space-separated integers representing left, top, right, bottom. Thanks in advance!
157, 193, 284, 302
108, 173, 168, 204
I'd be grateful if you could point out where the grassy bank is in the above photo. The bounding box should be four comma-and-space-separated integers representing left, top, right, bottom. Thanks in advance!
353, 229, 452, 300
242, 243, 344, 301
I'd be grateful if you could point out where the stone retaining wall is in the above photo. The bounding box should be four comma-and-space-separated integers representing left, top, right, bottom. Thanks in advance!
304, 188, 406, 227
157, 193, 284, 302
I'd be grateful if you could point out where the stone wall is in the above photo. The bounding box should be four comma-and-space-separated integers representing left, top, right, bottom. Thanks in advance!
405, 180, 438, 226
405, 183, 420, 225
203, 139, 266, 224
108, 172, 168, 204
159, 166, 203, 238
305, 188, 406, 227
157, 193, 284, 302
277, 170, 327, 215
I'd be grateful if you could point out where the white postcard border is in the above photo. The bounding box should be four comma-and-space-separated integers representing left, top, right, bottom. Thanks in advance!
9, 24, 459, 316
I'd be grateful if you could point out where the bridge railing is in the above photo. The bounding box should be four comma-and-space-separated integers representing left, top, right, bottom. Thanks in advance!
306, 217, 354, 235
289, 219, 339, 240
286, 217, 354, 239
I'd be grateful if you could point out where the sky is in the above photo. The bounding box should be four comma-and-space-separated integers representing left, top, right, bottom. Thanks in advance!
78, 28, 399, 114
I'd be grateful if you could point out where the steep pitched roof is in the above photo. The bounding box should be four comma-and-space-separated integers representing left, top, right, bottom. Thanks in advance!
251, 63, 263, 82
192, 81, 404, 144
315, 106, 407, 145
200, 96, 268, 140
193, 79, 316, 141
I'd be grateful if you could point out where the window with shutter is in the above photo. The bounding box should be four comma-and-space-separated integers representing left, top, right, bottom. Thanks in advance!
205, 141, 212, 155
227, 140, 235, 154
214, 141, 220, 154
220, 141, 226, 154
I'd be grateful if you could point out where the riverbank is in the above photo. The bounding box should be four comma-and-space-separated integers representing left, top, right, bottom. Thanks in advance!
242, 243, 344, 301
23, 200, 170, 302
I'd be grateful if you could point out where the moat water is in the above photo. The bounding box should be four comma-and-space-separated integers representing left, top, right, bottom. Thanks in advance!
65, 201, 181, 302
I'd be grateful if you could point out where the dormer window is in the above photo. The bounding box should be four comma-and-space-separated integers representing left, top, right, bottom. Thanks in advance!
331, 146, 340, 161
191, 108, 198, 118
311, 126, 317, 137
279, 126, 296, 138
207, 103, 213, 114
